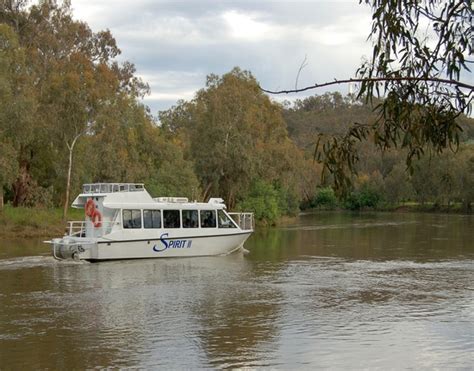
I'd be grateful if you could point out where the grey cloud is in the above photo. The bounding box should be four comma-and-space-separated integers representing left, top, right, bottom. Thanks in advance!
72, 0, 372, 113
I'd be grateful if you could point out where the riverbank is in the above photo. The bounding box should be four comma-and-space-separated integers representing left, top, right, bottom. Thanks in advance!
369, 202, 471, 214
305, 201, 472, 215
0, 206, 83, 238
0, 202, 471, 239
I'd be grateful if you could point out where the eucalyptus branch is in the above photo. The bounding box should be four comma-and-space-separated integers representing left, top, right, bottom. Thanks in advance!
65, 131, 83, 151
425, 0, 466, 78
260, 76, 474, 95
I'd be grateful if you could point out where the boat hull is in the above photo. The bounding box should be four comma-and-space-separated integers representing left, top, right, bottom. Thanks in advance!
53, 232, 252, 261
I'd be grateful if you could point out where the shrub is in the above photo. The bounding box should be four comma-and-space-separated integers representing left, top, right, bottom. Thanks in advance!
236, 180, 281, 225
312, 187, 338, 209
276, 184, 300, 216
344, 184, 382, 210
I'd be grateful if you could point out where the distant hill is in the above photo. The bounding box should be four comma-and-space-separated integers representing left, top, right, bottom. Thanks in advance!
283, 92, 474, 151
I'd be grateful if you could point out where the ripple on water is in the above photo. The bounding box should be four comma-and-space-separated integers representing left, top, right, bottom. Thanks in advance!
0, 256, 88, 270
282, 220, 419, 231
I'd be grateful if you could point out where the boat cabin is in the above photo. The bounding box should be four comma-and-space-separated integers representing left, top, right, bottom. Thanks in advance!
67, 183, 253, 238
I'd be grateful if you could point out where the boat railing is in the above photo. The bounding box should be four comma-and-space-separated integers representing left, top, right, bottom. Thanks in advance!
66, 220, 118, 237
228, 212, 254, 231
82, 183, 145, 194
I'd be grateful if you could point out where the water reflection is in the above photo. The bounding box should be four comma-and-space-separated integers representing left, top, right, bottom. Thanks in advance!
0, 212, 473, 368
250, 212, 473, 261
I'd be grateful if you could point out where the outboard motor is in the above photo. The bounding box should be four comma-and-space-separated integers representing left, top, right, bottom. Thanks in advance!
51, 237, 94, 260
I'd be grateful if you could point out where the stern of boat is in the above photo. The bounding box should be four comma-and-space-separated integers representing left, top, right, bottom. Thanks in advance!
46, 236, 97, 261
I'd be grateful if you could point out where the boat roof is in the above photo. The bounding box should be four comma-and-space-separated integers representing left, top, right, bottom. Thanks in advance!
72, 183, 226, 210
82, 183, 145, 194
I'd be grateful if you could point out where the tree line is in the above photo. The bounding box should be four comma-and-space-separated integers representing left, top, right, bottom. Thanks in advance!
1, 1, 473, 224
284, 92, 474, 212
0, 1, 199, 218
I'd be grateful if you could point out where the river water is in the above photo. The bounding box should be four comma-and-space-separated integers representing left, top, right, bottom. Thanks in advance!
0, 212, 473, 368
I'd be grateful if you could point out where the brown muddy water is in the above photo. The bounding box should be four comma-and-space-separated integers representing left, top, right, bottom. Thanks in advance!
0, 212, 473, 369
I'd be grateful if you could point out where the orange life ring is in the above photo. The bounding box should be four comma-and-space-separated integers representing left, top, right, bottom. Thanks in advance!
85, 198, 102, 228
85, 198, 95, 218
92, 210, 102, 228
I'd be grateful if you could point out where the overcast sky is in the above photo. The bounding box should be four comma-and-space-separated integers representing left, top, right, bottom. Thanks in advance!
71, 0, 373, 114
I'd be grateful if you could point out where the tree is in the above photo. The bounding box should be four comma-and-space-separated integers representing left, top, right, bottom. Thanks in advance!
0, 140, 18, 210
76, 90, 201, 201
0, 23, 32, 209
1, 0, 203, 217
0, 1, 149, 218
160, 68, 305, 209
263, 0, 473, 193
383, 163, 413, 204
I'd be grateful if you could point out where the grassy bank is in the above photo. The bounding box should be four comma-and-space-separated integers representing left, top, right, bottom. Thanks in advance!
0, 205, 84, 238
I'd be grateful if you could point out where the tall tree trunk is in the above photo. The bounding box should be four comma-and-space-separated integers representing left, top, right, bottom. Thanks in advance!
227, 189, 235, 210
0, 188, 3, 212
13, 162, 31, 207
202, 182, 213, 202
63, 134, 81, 221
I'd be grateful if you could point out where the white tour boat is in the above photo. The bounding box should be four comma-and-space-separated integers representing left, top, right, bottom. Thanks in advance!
46, 183, 254, 261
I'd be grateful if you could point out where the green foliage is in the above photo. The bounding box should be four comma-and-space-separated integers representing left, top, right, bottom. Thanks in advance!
292, 1, 474, 195
285, 92, 474, 212
360, 0, 472, 147
0, 1, 150, 207
276, 185, 300, 217
236, 180, 281, 225
312, 187, 338, 209
383, 163, 413, 204
0, 140, 18, 192
344, 185, 382, 211
146, 158, 200, 200
159, 67, 308, 213
234, 181, 300, 224
284, 92, 378, 149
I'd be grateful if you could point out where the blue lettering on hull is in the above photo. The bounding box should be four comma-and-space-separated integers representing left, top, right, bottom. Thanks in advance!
153, 233, 193, 253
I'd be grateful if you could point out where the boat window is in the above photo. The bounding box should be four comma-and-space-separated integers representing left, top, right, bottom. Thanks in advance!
163, 210, 180, 228
130, 184, 143, 192
200, 210, 216, 228
182, 210, 199, 228
144, 210, 161, 228
123, 209, 142, 229
218, 210, 237, 228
